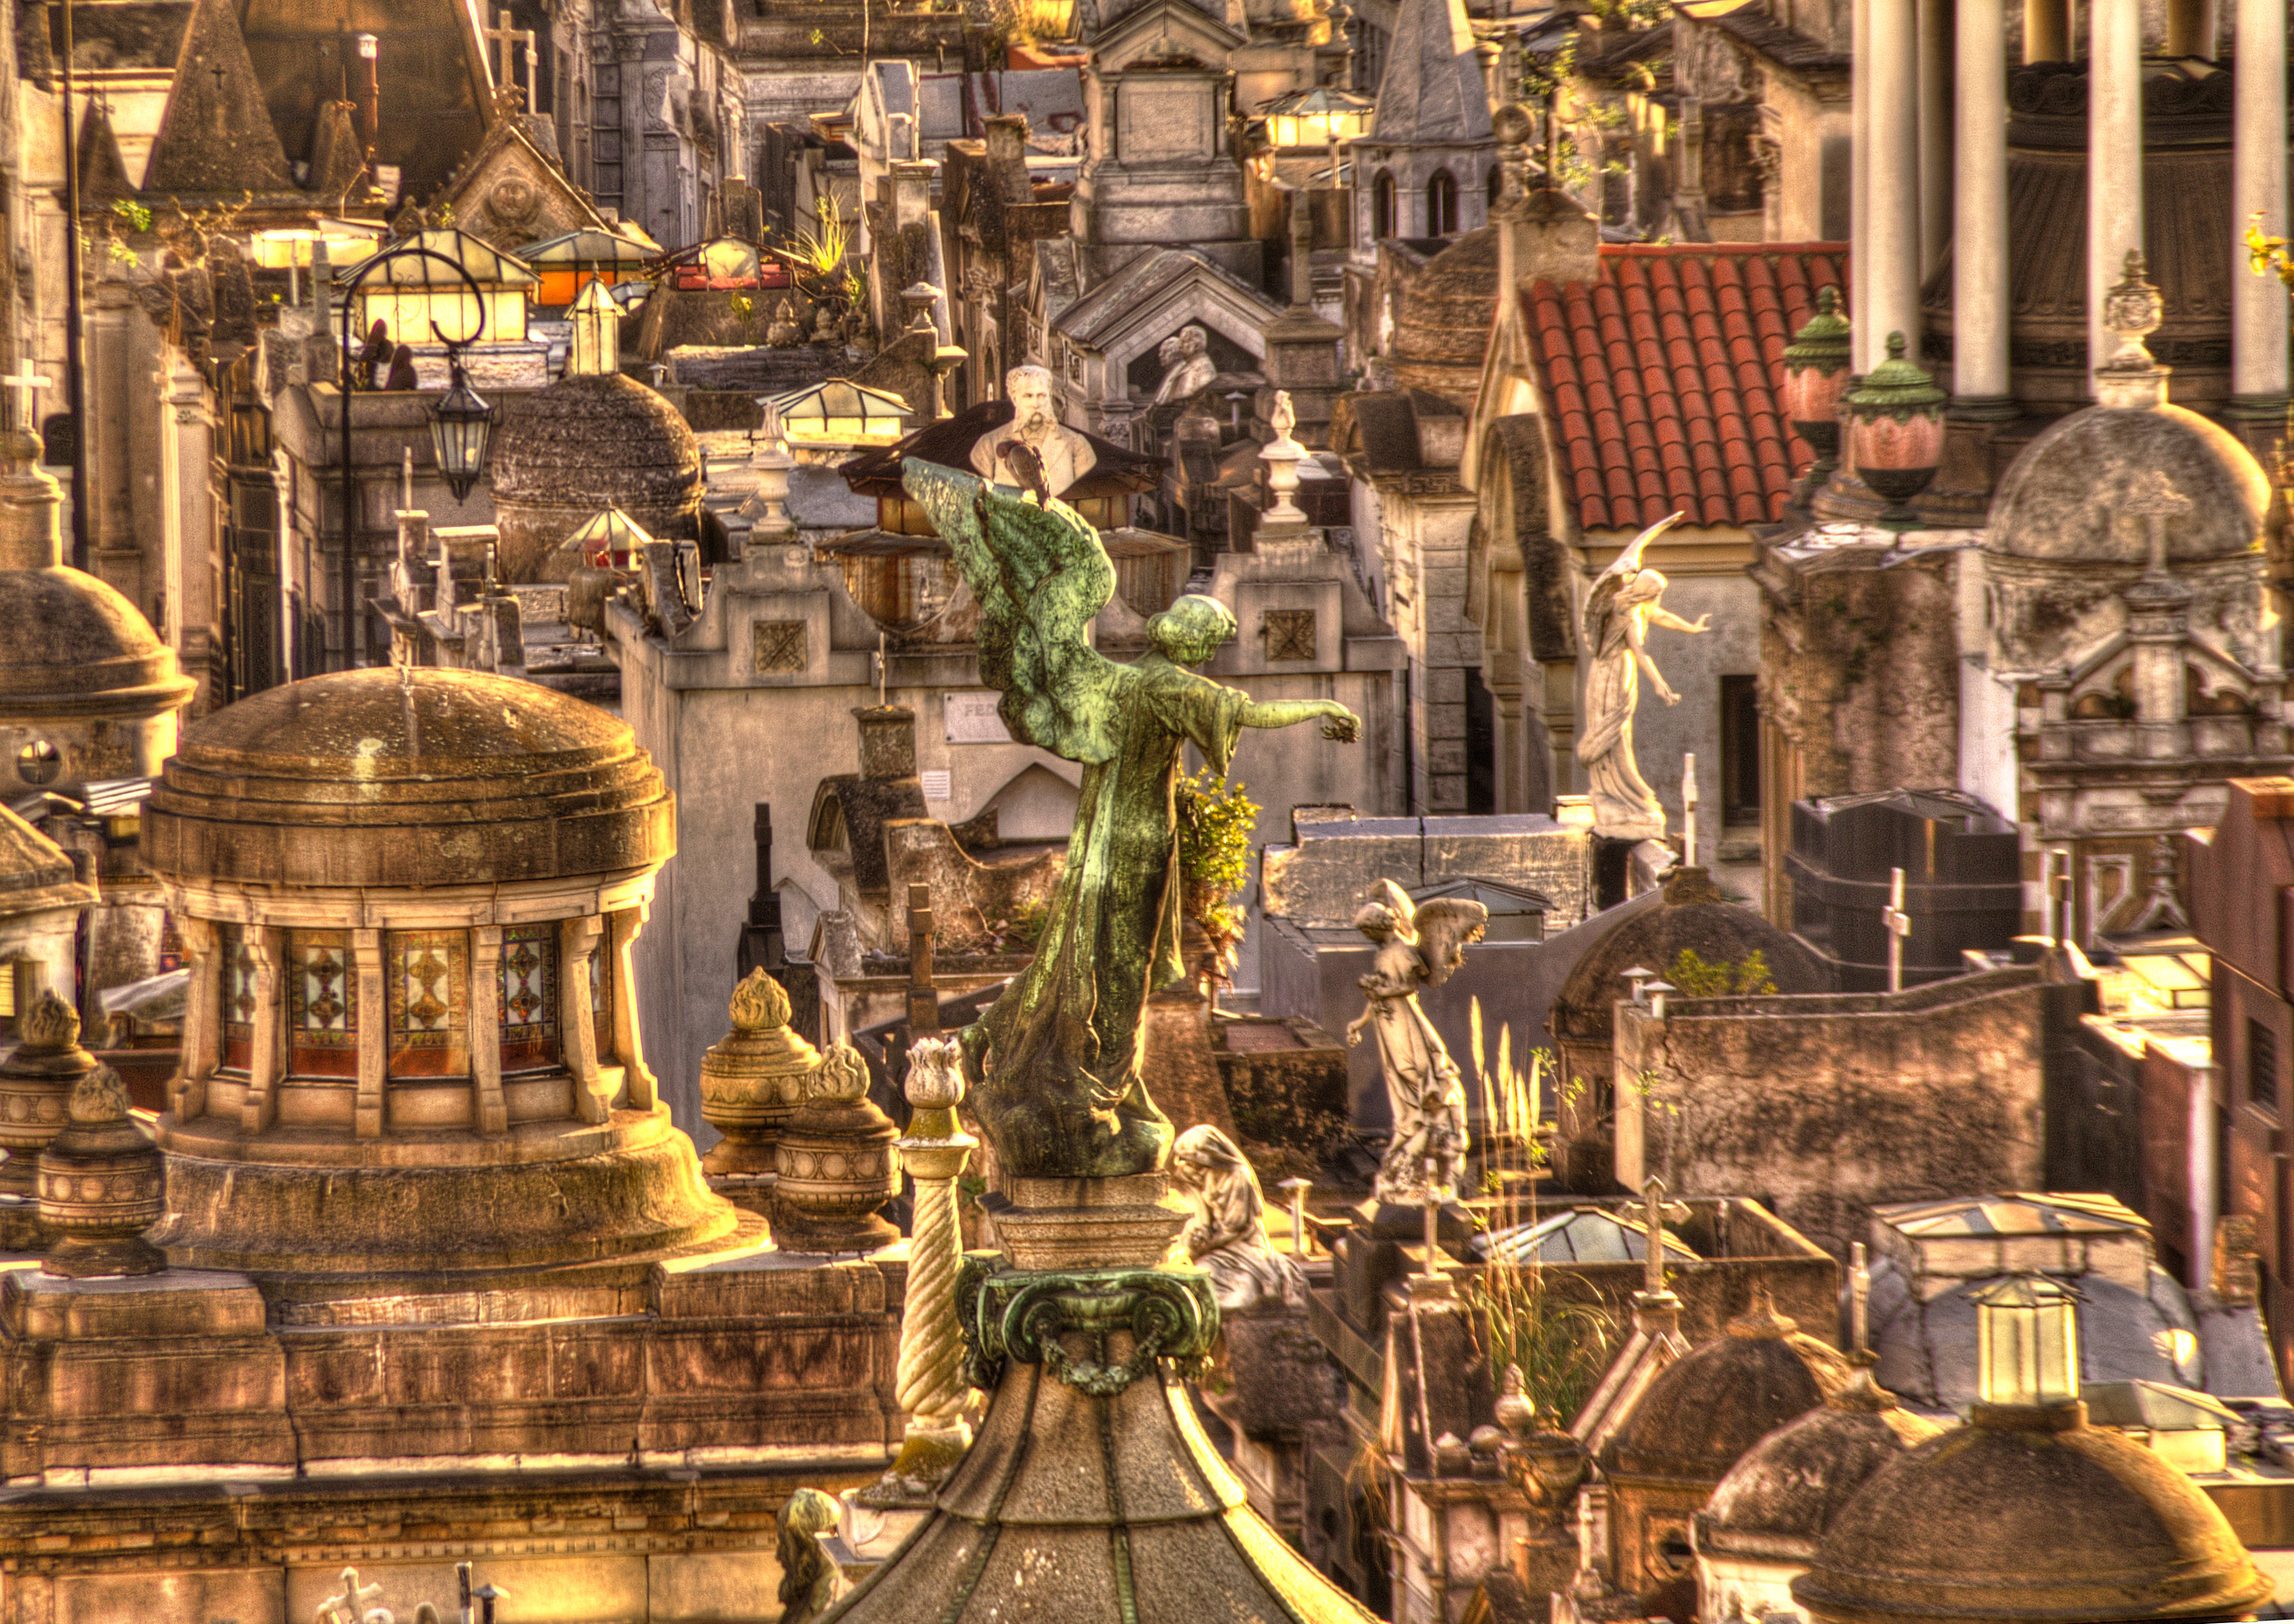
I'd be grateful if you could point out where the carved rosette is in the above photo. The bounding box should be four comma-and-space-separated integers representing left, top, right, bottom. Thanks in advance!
37, 1065, 165, 1277
770, 1042, 901, 1254
0, 992, 98, 1219
698, 968, 821, 1177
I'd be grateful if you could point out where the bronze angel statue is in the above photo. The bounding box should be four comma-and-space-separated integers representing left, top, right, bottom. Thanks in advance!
1576, 511, 1708, 840
1345, 879, 1488, 1206
902, 456, 1360, 1180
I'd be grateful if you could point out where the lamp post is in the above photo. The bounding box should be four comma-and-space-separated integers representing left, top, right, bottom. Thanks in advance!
334, 244, 496, 668
53, 0, 89, 569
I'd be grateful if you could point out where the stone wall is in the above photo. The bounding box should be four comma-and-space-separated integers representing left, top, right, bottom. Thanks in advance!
1614, 967, 2065, 1257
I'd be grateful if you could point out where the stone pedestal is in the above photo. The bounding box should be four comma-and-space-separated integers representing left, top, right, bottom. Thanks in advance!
37, 1066, 165, 1278
0, 992, 98, 1247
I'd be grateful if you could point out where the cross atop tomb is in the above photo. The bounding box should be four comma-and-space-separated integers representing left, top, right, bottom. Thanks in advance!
1637, 1175, 1690, 1300
0, 371, 50, 435
1680, 752, 1699, 868
1883, 866, 1912, 993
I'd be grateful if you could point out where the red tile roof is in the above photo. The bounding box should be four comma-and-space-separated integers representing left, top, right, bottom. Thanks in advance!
1523, 242, 1849, 531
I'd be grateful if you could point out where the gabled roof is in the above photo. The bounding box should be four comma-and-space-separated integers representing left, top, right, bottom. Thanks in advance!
1523, 241, 1846, 529
1366, 0, 1493, 147
336, 228, 540, 289
1051, 246, 1279, 353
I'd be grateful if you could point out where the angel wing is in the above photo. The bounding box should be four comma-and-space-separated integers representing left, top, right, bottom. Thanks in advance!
903, 457, 1122, 765
1411, 898, 1489, 987
1583, 510, 1685, 658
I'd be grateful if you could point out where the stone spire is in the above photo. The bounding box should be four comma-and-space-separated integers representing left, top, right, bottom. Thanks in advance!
1366, 0, 1493, 146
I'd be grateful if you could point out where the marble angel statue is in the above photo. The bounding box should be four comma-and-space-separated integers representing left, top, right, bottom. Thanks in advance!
902, 458, 1360, 1180
1172, 1124, 1306, 1313
1346, 879, 1488, 1206
1576, 512, 1708, 840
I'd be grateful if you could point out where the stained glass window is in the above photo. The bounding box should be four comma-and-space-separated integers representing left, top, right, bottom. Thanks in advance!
287, 929, 358, 1077
498, 923, 559, 1074
220, 927, 258, 1072
386, 929, 469, 1078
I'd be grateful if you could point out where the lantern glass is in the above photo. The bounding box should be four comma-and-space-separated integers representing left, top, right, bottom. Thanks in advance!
428, 368, 496, 502
1974, 1275, 2081, 1408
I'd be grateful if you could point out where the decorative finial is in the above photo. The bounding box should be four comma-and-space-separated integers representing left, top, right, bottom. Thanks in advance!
2100, 250, 2166, 374
1494, 1364, 1535, 1439
811, 1040, 871, 1105
20, 990, 78, 1052
66, 1066, 128, 1125
727, 967, 791, 1034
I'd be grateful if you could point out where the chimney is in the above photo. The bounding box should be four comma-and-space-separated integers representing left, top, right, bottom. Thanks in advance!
736, 803, 787, 980
983, 113, 1029, 179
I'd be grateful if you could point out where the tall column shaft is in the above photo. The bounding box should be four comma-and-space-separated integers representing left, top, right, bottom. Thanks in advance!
2232, 0, 2290, 406
2088, 0, 2145, 398
1953, 0, 2012, 402
1867, 0, 1922, 353
1917, 0, 1953, 282
2023, 0, 2068, 60
1852, 0, 1872, 370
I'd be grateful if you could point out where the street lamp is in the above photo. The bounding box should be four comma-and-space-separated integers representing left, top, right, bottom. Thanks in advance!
333, 242, 497, 666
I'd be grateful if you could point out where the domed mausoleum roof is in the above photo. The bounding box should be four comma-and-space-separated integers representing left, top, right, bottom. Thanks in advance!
0, 434, 195, 722
1552, 866, 1825, 1048
1791, 1404, 2270, 1624
1603, 1293, 1852, 1484
1697, 1371, 1947, 1564
1986, 401, 2265, 565
142, 666, 673, 889
489, 370, 702, 514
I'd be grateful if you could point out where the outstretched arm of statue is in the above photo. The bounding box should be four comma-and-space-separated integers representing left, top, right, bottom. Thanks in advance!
1628, 618, 1682, 706
1649, 607, 1710, 635
1239, 697, 1361, 741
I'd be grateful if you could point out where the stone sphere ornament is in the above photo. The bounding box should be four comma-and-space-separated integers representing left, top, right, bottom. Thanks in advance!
38, 1065, 166, 1278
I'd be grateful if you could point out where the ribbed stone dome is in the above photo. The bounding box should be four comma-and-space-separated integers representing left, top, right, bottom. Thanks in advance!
1791, 1405, 2271, 1624
1697, 1372, 1947, 1564
1987, 401, 2267, 564
1603, 1297, 1852, 1484
142, 666, 674, 888
0, 441, 195, 722
488, 372, 702, 580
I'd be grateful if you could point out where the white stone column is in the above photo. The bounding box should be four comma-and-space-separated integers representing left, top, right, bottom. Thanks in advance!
2231, 0, 2290, 414
1917, 0, 1953, 283
2088, 0, 2146, 400
1852, 0, 1873, 370
470, 924, 508, 1135
353, 927, 384, 1138
1867, 0, 1923, 354
1953, 0, 2013, 406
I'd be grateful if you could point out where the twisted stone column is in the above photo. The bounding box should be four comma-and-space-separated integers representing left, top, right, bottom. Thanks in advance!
882, 1034, 977, 1490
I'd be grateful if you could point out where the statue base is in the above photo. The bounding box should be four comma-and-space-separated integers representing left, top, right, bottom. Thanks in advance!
1366, 1198, 1475, 1251
818, 1172, 1378, 1623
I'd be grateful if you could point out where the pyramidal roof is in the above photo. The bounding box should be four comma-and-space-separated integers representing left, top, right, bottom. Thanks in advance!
143, 0, 295, 195
1366, 0, 1493, 147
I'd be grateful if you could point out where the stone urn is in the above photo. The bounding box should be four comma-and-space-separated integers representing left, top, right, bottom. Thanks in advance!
0, 991, 98, 1245
37, 1064, 165, 1277
772, 1041, 901, 1255
698, 968, 820, 1178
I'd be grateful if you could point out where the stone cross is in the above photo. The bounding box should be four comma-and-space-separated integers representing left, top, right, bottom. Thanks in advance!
0, 371, 48, 436
1681, 752, 1698, 869
1638, 1175, 1690, 1300
907, 881, 937, 1035
1883, 866, 1912, 994
2122, 469, 2189, 576
485, 9, 538, 104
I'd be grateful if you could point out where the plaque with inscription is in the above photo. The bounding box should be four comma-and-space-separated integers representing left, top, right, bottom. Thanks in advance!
943, 691, 1013, 744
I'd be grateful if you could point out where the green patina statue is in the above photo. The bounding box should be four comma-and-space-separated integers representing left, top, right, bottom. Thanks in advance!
903, 459, 1360, 1180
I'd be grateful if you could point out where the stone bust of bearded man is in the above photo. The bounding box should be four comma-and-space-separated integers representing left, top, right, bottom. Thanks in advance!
970, 362, 1098, 502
